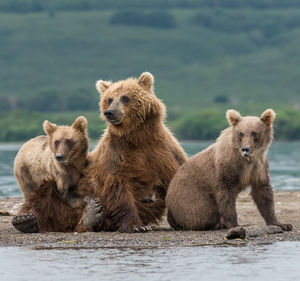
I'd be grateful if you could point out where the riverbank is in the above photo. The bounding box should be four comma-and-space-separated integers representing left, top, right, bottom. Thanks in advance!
0, 191, 299, 248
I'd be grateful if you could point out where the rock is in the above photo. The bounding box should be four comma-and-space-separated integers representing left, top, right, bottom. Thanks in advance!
226, 226, 246, 239
265, 225, 283, 234
226, 225, 283, 240
244, 225, 263, 237
0, 210, 10, 216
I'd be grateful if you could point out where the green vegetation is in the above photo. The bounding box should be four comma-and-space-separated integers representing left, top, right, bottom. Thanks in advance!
110, 11, 176, 29
1, 108, 299, 142
0, 110, 105, 142
1, 1, 300, 141
3, 0, 300, 13
172, 108, 300, 140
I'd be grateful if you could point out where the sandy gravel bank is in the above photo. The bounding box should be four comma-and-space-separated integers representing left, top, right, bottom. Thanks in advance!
0, 191, 299, 248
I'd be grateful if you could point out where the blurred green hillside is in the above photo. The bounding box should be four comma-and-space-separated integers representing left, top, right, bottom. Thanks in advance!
1, 0, 300, 140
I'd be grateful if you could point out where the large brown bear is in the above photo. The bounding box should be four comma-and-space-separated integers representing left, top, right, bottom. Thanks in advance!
81, 72, 187, 233
166, 109, 292, 231
14, 116, 89, 208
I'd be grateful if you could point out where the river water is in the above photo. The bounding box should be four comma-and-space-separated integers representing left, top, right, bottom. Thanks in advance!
0, 241, 300, 281
0, 141, 299, 197
0, 141, 299, 280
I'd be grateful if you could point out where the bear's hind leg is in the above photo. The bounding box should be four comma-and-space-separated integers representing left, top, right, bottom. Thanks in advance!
167, 210, 183, 230
167, 185, 220, 231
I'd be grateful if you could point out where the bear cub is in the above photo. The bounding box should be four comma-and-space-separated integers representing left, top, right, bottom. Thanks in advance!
14, 116, 89, 208
166, 109, 292, 231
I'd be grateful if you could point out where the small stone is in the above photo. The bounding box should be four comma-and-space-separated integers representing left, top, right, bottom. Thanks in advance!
226, 226, 246, 240
0, 210, 10, 216
245, 225, 263, 237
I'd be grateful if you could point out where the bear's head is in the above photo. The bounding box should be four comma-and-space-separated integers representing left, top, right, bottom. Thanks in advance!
95, 72, 165, 136
43, 116, 88, 165
226, 109, 275, 159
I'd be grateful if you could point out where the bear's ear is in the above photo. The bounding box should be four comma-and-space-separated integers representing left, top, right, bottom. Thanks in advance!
43, 120, 57, 135
260, 109, 276, 127
72, 116, 88, 132
95, 80, 113, 95
138, 72, 154, 90
226, 109, 242, 126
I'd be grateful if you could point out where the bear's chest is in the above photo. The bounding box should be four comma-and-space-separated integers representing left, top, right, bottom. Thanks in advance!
239, 158, 265, 188
240, 165, 254, 188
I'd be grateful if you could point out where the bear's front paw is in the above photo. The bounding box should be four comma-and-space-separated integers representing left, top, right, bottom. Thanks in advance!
12, 213, 39, 233
82, 198, 102, 229
119, 225, 152, 233
279, 223, 293, 231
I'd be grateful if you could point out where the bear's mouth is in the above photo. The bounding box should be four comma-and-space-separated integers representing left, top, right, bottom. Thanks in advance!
107, 118, 122, 125
241, 152, 253, 162
242, 150, 250, 157
57, 157, 70, 165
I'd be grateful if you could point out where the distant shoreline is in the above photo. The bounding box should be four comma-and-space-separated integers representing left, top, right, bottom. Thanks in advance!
1, 191, 299, 248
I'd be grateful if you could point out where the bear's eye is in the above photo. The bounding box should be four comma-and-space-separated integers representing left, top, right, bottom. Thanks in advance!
54, 140, 60, 148
120, 95, 130, 104
252, 131, 259, 142
239, 132, 244, 139
107, 98, 113, 105
65, 139, 74, 148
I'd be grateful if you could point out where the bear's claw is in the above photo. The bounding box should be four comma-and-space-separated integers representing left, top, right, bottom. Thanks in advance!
133, 226, 152, 233
82, 198, 102, 229
12, 213, 39, 233
119, 225, 152, 233
280, 223, 293, 231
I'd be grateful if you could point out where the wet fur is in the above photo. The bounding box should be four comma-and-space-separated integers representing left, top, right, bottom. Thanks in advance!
80, 72, 187, 232
18, 181, 86, 232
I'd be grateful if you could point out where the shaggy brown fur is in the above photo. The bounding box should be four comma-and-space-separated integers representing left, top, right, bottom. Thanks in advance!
79, 72, 187, 233
13, 181, 101, 233
14, 116, 89, 208
17, 181, 86, 232
166, 109, 292, 231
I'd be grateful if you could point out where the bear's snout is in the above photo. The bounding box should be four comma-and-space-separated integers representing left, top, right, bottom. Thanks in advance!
55, 154, 64, 162
104, 109, 122, 124
241, 146, 250, 157
104, 109, 115, 118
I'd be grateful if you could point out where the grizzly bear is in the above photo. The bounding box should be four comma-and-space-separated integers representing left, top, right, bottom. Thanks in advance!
14, 116, 89, 208
80, 72, 187, 233
12, 181, 102, 233
166, 109, 292, 231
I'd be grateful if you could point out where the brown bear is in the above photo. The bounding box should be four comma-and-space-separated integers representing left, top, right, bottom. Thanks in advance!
79, 72, 187, 233
12, 181, 102, 233
14, 116, 89, 208
166, 109, 292, 231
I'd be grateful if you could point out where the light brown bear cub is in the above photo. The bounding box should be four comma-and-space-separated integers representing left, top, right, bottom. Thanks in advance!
14, 116, 89, 208
166, 109, 292, 231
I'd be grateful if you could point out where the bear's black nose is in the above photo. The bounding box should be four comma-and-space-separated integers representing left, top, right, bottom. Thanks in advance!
104, 110, 115, 118
241, 146, 250, 153
56, 154, 64, 162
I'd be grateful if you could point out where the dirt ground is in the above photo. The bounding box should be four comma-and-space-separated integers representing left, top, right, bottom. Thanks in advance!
0, 191, 299, 249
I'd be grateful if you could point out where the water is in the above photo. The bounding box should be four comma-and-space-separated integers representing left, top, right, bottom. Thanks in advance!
0, 241, 299, 281
0, 141, 299, 197
0, 144, 21, 197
